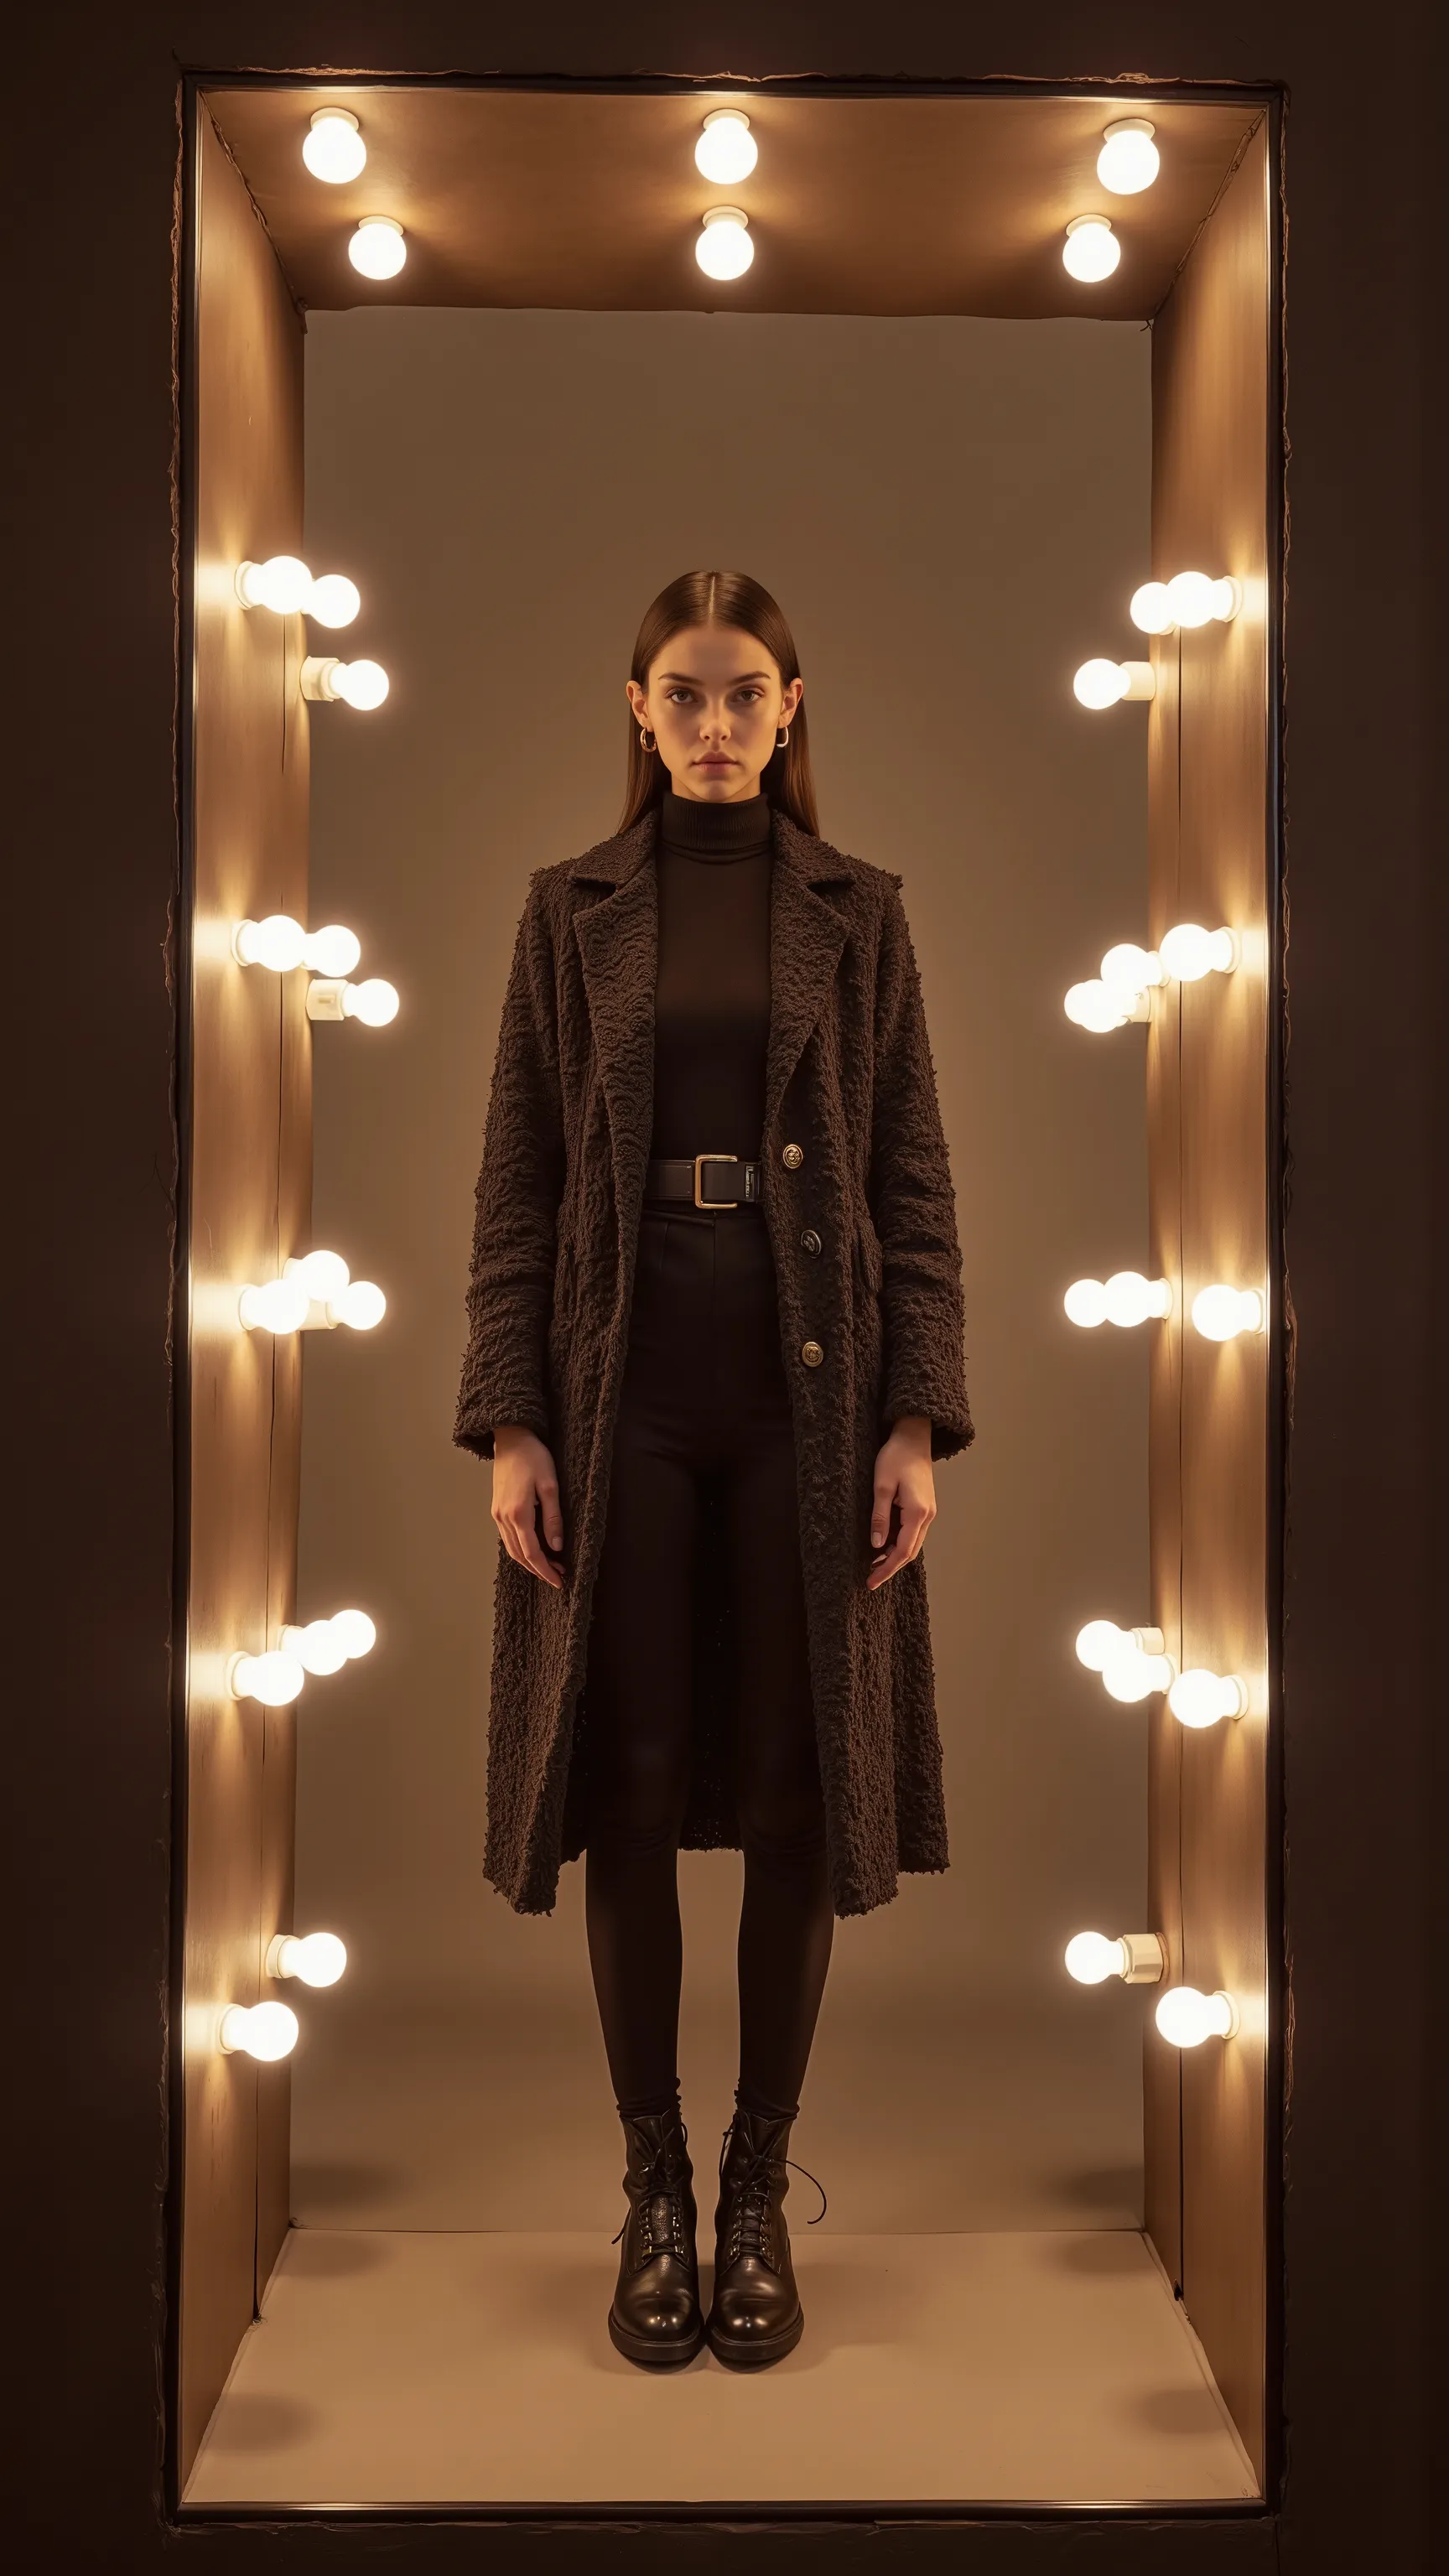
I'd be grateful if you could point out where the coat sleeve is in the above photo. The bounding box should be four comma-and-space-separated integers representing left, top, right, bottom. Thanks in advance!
453, 875, 565, 1462
868, 876, 975, 1463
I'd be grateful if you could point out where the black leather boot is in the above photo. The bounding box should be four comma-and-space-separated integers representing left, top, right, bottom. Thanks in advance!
607, 2103, 704, 2368
706, 2103, 813, 2369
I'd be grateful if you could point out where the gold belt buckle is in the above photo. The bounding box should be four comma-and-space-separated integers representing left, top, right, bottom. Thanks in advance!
693, 1152, 740, 1208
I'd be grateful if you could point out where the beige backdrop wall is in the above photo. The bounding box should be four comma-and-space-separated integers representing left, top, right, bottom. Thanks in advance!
295, 309, 1151, 2233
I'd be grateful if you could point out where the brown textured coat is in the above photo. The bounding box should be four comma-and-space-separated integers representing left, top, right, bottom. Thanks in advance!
454, 806, 973, 1916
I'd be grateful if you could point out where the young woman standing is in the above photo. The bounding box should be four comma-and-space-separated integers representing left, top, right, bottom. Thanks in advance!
455, 570, 972, 2371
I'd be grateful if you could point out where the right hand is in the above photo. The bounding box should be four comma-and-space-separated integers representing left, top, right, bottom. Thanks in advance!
491, 1426, 566, 1588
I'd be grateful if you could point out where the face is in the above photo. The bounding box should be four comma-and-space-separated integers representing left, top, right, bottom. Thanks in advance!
626, 624, 804, 804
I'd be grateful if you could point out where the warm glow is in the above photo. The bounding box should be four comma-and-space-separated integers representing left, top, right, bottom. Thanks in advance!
237, 1277, 311, 1335
344, 977, 401, 1026
1062, 216, 1120, 283
303, 108, 366, 184
695, 109, 757, 184
1165, 569, 1240, 627
306, 574, 361, 630
268, 1931, 347, 1987
1075, 1618, 1163, 1674
1064, 1931, 1126, 1984
1100, 942, 1164, 996
227, 1649, 306, 1708
219, 2001, 299, 2059
288, 1249, 351, 1303
235, 554, 314, 614
1064, 978, 1144, 1033
304, 923, 363, 978
300, 657, 390, 710
282, 1618, 350, 1677
1169, 1668, 1250, 1728
1097, 119, 1160, 195
1191, 1284, 1265, 1342
1155, 1986, 1239, 2048
1073, 658, 1155, 709
329, 1280, 387, 1331
1064, 1272, 1171, 1329
1130, 581, 1175, 635
1102, 1648, 1176, 1703
349, 216, 407, 279
1159, 922, 1239, 981
329, 1607, 377, 1659
233, 913, 308, 972
696, 207, 754, 280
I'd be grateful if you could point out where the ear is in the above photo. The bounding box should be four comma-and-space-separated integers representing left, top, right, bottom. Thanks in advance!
626, 680, 650, 725
780, 677, 804, 724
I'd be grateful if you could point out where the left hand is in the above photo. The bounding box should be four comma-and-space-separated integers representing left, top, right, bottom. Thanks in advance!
866, 1414, 937, 1589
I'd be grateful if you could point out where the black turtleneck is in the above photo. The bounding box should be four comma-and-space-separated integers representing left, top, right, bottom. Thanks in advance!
650, 790, 772, 1171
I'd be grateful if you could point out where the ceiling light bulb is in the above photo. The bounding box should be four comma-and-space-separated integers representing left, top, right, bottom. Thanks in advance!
1097, 118, 1160, 195
235, 554, 314, 614
1064, 1931, 1127, 1984
1155, 1985, 1239, 2048
695, 109, 757, 184
349, 216, 406, 279
301, 924, 362, 978
1102, 1648, 1176, 1702
268, 1931, 347, 1987
696, 206, 754, 281
1074, 658, 1157, 710
1169, 1667, 1250, 1728
232, 913, 308, 972
1191, 1284, 1265, 1341
1075, 1618, 1163, 1674
1064, 978, 1142, 1033
1165, 569, 1240, 627
329, 1607, 377, 1659
344, 977, 400, 1026
1062, 216, 1120, 283
219, 2000, 299, 2059
286, 1249, 351, 1302
1159, 922, 1239, 981
237, 1277, 311, 1334
306, 574, 361, 630
1099, 942, 1163, 995
227, 1649, 306, 1707
303, 108, 366, 184
328, 1280, 387, 1331
281, 1618, 351, 1677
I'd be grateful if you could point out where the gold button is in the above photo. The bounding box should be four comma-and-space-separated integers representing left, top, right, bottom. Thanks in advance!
801, 1339, 824, 1368
800, 1228, 821, 1256
782, 1142, 804, 1171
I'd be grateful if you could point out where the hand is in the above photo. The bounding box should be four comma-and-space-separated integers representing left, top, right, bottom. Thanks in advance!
491, 1426, 566, 1588
866, 1415, 936, 1590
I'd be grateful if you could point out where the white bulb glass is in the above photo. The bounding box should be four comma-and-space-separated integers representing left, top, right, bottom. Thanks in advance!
1129, 581, 1174, 635
1097, 119, 1160, 195
1073, 657, 1129, 710
329, 658, 389, 711
273, 1931, 347, 1987
290, 1249, 351, 1302
1191, 1284, 1265, 1342
1064, 1278, 1109, 1328
1103, 1650, 1175, 1703
329, 1607, 377, 1659
349, 216, 407, 279
343, 977, 400, 1026
1169, 1668, 1249, 1727
696, 208, 754, 281
1159, 922, 1238, 981
1099, 942, 1161, 995
1064, 979, 1130, 1034
238, 1278, 311, 1334
1075, 1619, 1133, 1674
1163, 570, 1218, 629
1065, 1930, 1127, 1985
306, 574, 361, 630
695, 109, 757, 184
330, 1280, 387, 1332
284, 1618, 351, 1677
220, 2000, 299, 2060
303, 108, 366, 184
302, 924, 362, 979
237, 554, 314, 614
1062, 216, 1120, 283
1101, 1270, 1171, 1327
236, 913, 307, 972
229, 1649, 306, 1708
1155, 1986, 1236, 2048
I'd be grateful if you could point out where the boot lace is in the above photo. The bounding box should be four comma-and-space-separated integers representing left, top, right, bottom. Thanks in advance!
612, 2121, 691, 2266
719, 2125, 828, 2269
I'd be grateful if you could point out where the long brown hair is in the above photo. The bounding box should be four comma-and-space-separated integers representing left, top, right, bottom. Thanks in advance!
618, 569, 820, 837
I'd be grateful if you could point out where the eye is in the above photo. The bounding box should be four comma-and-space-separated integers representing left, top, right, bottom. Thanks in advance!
664, 688, 696, 706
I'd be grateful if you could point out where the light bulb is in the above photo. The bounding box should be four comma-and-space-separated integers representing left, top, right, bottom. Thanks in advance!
329, 1607, 377, 1659
306, 574, 361, 630
696, 207, 754, 281
1155, 1985, 1239, 2047
1099, 942, 1163, 995
232, 913, 308, 972
1063, 1278, 1109, 1327
301, 924, 362, 978
1064, 978, 1142, 1033
1102, 1270, 1171, 1327
1165, 569, 1240, 627
1075, 1619, 1164, 1674
227, 1649, 306, 1707
1129, 581, 1174, 635
304, 657, 389, 711
303, 107, 366, 184
285, 1248, 351, 1302
267, 1931, 347, 1987
695, 109, 757, 183
281, 1618, 350, 1676
1169, 1668, 1250, 1727
349, 216, 406, 279
1097, 119, 1160, 195
1062, 216, 1120, 283
219, 2000, 299, 2059
1103, 1649, 1176, 1702
345, 977, 400, 1026
237, 1277, 311, 1334
1191, 1284, 1265, 1341
1073, 657, 1156, 708
1064, 1931, 1126, 1984
235, 554, 313, 614
1159, 922, 1239, 981
328, 1280, 387, 1331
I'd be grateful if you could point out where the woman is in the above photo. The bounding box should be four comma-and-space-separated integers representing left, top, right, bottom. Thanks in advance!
454, 570, 972, 2371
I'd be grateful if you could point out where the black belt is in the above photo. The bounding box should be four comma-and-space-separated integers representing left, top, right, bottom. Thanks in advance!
645, 1154, 762, 1208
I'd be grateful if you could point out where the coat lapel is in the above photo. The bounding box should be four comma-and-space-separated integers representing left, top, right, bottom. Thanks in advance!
569, 805, 854, 1196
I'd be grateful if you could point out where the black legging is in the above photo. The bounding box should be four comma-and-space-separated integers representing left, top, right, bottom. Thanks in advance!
584, 1202, 834, 2120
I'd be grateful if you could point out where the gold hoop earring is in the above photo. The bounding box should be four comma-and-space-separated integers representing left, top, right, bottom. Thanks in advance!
639, 726, 657, 754
776, 725, 791, 750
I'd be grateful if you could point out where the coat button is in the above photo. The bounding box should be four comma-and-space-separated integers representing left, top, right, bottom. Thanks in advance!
782, 1142, 804, 1171
800, 1228, 821, 1256
801, 1339, 824, 1368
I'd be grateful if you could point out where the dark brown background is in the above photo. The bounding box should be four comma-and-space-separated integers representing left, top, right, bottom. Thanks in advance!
13, 5, 1436, 2573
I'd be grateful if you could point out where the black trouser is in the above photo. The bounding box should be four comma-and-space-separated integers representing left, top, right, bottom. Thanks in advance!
583, 1202, 834, 2121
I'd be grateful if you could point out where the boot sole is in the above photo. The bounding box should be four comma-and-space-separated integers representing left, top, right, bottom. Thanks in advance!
608, 2309, 706, 2371
705, 2307, 804, 2370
